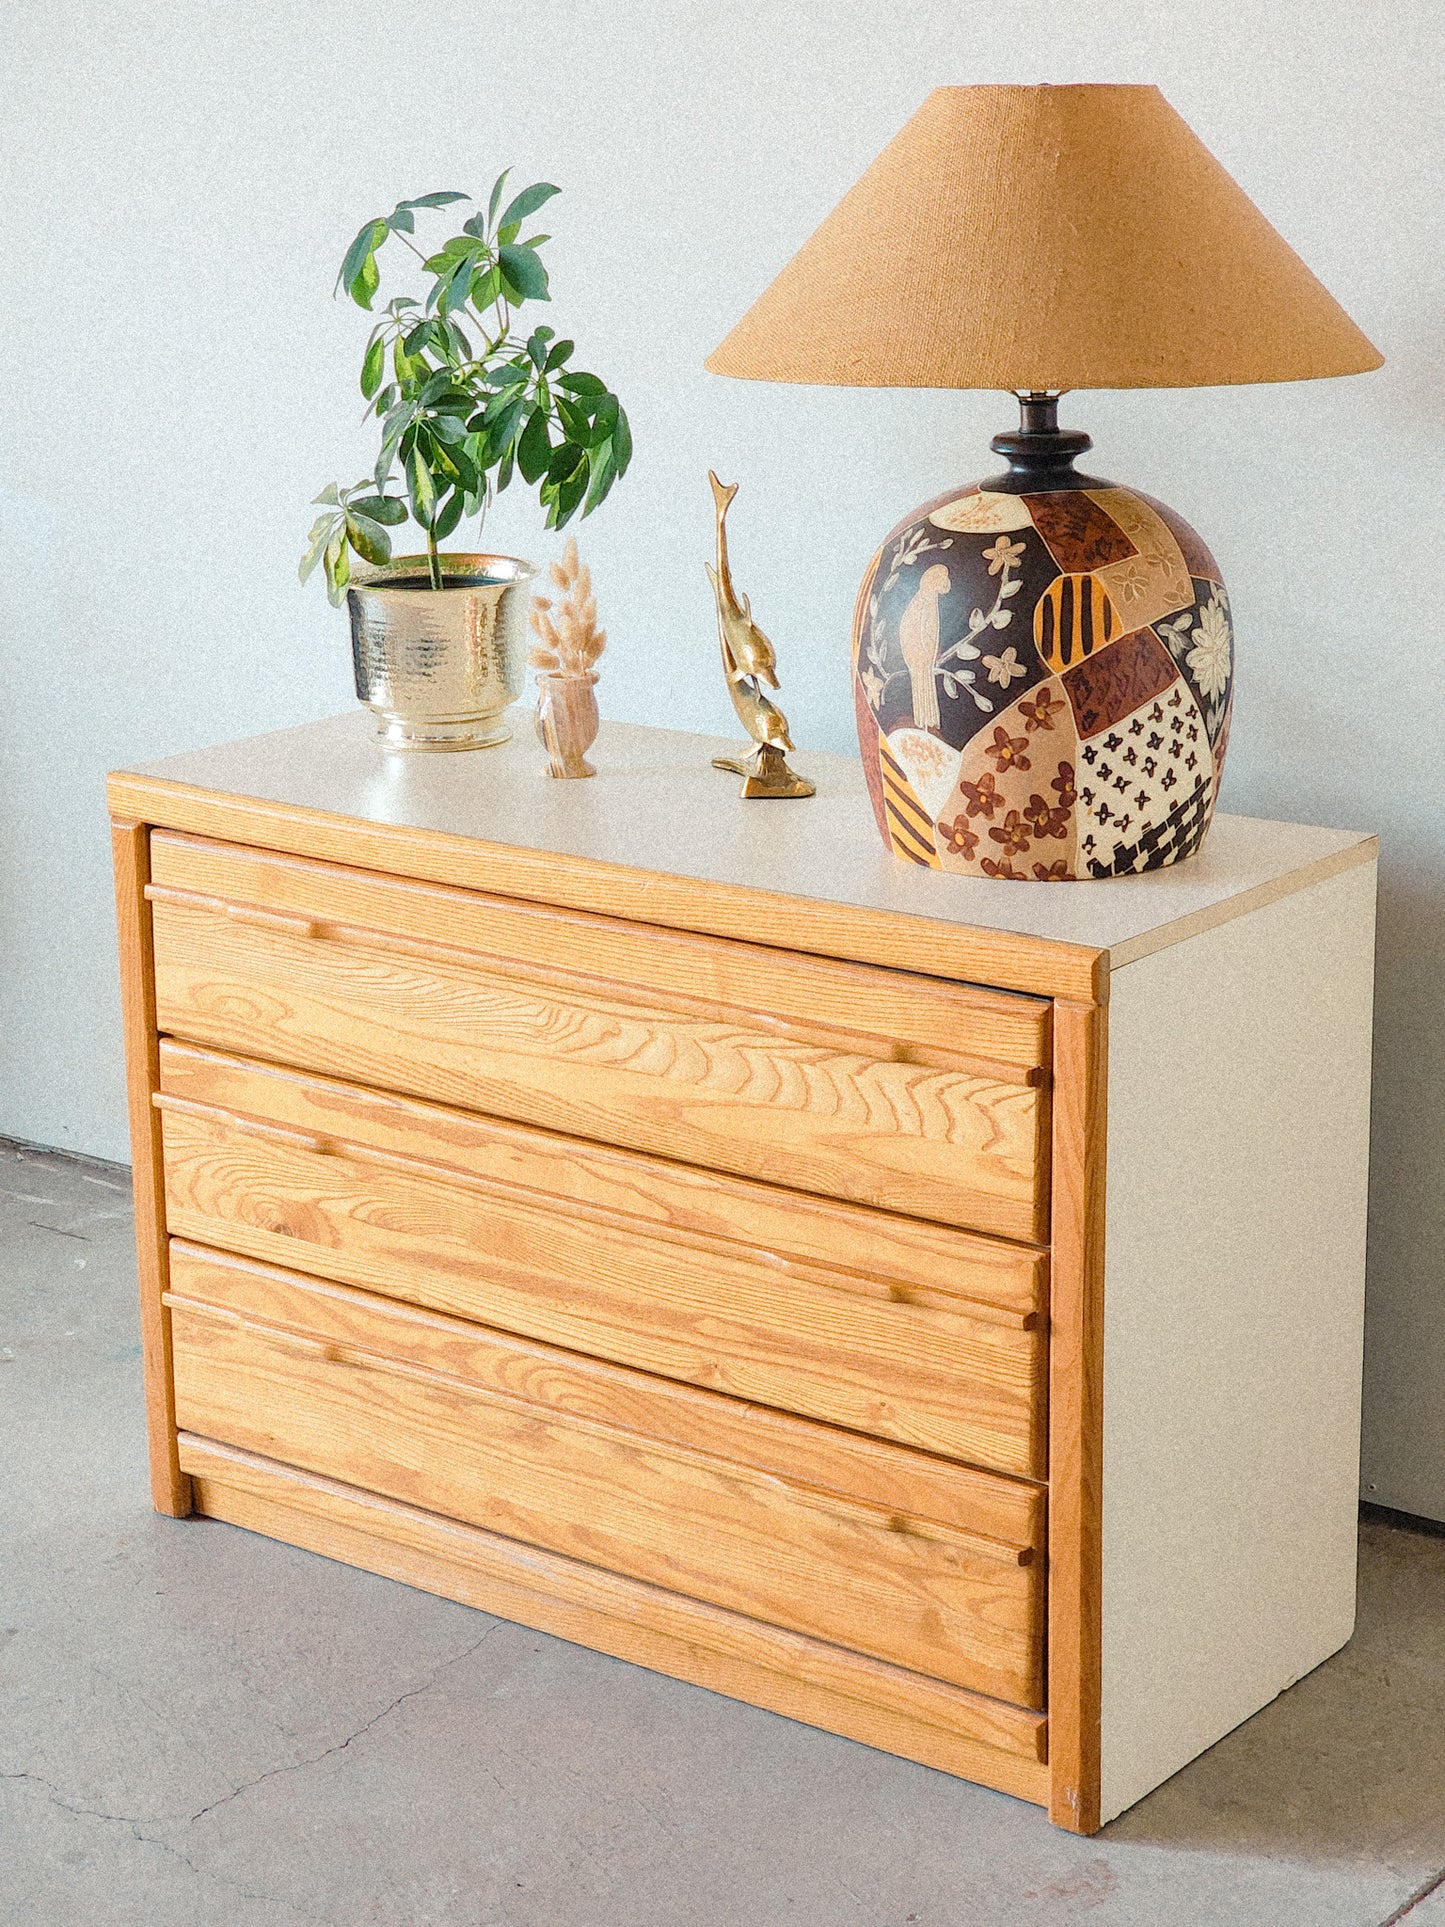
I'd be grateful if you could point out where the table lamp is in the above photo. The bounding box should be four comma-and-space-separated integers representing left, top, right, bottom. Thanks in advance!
707, 85, 1382, 880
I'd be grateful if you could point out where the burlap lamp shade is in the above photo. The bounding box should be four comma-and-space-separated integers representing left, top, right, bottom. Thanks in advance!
707, 85, 1382, 881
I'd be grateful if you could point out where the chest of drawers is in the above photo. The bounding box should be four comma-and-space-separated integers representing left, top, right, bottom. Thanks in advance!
109, 714, 1376, 1831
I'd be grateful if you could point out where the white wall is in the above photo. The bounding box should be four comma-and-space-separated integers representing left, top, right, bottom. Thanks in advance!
2, 3, 1441, 1508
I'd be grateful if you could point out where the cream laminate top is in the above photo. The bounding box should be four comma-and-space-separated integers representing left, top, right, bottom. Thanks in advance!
113, 711, 1376, 977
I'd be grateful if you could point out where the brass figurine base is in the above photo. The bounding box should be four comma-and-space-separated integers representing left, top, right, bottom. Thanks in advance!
712, 742, 817, 799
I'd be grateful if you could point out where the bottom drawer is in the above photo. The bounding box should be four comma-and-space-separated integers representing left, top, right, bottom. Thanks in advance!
166, 1241, 1046, 1710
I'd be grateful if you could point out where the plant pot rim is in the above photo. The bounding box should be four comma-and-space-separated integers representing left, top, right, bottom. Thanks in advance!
350, 552, 536, 597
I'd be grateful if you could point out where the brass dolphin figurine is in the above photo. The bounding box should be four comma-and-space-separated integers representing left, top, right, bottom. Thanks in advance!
706, 471, 815, 800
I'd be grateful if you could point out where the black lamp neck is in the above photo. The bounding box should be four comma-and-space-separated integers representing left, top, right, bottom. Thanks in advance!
985, 393, 1110, 494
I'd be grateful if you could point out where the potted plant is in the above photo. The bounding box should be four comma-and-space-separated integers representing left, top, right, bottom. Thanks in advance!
300, 175, 631, 749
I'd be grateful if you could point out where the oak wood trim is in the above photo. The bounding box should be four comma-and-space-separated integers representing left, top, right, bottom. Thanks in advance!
1046, 999, 1108, 1832
180, 1434, 1050, 1802
105, 773, 1107, 1004
110, 820, 190, 1516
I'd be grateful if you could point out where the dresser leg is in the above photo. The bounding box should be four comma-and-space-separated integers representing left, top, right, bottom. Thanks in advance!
1047, 997, 1107, 1832
111, 819, 191, 1517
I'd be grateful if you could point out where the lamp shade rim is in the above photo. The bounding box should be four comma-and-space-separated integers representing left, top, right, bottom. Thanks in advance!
707, 84, 1384, 392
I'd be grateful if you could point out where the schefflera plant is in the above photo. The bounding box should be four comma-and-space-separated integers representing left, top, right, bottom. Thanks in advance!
301, 175, 631, 603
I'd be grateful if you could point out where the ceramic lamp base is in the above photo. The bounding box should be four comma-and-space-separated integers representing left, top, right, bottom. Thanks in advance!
851, 400, 1233, 881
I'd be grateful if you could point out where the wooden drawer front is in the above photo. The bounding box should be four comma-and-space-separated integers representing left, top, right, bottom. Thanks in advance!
146, 835, 1049, 1241
156, 1049, 1047, 1477
166, 1244, 1046, 1709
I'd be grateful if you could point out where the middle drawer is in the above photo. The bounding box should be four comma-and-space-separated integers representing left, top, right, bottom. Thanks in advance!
156, 1042, 1048, 1478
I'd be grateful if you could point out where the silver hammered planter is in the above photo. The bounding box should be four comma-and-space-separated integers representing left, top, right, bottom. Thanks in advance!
347, 553, 536, 750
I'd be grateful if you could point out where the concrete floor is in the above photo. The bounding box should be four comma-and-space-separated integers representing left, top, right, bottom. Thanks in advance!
4, 1143, 1445, 1927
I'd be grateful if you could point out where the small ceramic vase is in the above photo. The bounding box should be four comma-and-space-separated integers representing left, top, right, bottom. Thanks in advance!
535, 671, 600, 778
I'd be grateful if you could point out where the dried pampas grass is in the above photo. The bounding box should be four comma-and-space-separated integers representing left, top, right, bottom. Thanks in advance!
528, 539, 606, 676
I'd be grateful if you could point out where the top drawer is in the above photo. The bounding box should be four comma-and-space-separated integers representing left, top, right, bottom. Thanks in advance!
146, 834, 1051, 1241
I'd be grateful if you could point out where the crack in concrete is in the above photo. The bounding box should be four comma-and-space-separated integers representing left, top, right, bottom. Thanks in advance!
25, 1220, 91, 1241
3, 1768, 316, 1917
1383, 1865, 1445, 1925
2, 1766, 160, 1828
187, 1622, 500, 1826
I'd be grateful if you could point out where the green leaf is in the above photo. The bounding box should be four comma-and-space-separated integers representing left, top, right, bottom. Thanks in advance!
397, 191, 470, 210
345, 511, 392, 567
526, 329, 550, 370
312, 483, 341, 506
462, 212, 489, 240
433, 489, 465, 542
557, 370, 606, 398
350, 493, 408, 526
613, 405, 633, 476
386, 207, 415, 233
299, 510, 340, 584
582, 440, 616, 517
338, 218, 387, 302
468, 264, 504, 312
371, 381, 399, 419
430, 410, 467, 443
375, 399, 416, 488
546, 455, 590, 530
440, 256, 475, 316
554, 397, 588, 443
324, 530, 351, 606
498, 182, 561, 231
404, 319, 437, 355
445, 319, 472, 359
360, 333, 386, 400
490, 395, 527, 452
487, 169, 511, 226
498, 243, 549, 303
356, 250, 381, 309
446, 441, 479, 496
590, 392, 620, 440
545, 440, 587, 487
405, 448, 438, 528
544, 338, 574, 371
495, 444, 515, 495
517, 407, 552, 484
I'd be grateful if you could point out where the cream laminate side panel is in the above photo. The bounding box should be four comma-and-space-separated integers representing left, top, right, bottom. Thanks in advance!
1098, 859, 1376, 1825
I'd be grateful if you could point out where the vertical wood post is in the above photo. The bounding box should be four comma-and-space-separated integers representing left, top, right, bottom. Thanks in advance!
1047, 995, 1107, 1831
111, 818, 191, 1516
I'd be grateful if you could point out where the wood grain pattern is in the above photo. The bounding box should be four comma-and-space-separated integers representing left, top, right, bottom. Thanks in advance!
1047, 999, 1108, 1833
156, 1081, 1046, 1475
180, 1435, 1050, 1800
157, 1041, 1047, 1320
106, 771, 1105, 1003
148, 894, 1049, 1240
166, 1241, 1044, 1550
109, 821, 190, 1516
148, 833, 1051, 1076
168, 1257, 1044, 1706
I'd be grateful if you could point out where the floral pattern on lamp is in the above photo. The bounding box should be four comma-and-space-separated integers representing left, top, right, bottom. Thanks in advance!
852, 483, 1232, 880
